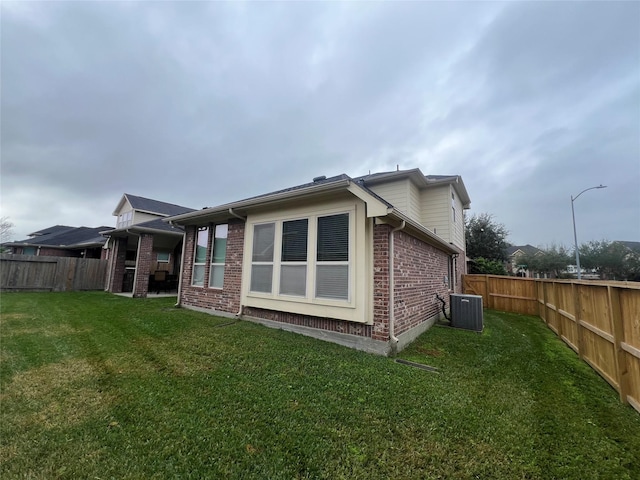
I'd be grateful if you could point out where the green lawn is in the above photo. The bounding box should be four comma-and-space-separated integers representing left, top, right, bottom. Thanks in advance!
1, 292, 639, 479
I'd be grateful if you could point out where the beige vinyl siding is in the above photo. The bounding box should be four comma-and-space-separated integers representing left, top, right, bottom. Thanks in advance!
133, 211, 163, 225
421, 186, 450, 241
368, 179, 415, 219
408, 181, 422, 223
451, 190, 465, 249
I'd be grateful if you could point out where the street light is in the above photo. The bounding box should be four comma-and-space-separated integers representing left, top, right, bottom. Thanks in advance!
571, 184, 607, 279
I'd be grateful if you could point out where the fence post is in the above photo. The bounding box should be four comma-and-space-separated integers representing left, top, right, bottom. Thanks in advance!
608, 285, 629, 405
574, 281, 586, 361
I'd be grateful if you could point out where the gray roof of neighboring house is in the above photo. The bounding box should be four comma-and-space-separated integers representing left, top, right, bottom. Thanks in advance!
27, 225, 75, 237
122, 194, 195, 216
9, 226, 111, 249
507, 245, 543, 256
614, 240, 640, 252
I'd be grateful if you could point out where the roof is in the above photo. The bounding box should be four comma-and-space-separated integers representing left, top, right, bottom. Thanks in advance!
113, 193, 195, 217
166, 171, 462, 254
8, 226, 111, 249
27, 225, 75, 237
354, 169, 471, 208
101, 218, 185, 238
614, 241, 640, 252
507, 245, 543, 257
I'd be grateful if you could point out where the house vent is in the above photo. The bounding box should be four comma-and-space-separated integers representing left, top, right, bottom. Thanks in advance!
450, 294, 483, 332
313, 175, 327, 182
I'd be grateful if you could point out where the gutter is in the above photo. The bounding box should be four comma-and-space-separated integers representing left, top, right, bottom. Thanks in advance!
389, 220, 406, 354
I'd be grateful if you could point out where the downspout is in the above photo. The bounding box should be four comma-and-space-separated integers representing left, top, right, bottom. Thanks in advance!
170, 221, 187, 308
389, 220, 406, 354
229, 208, 246, 316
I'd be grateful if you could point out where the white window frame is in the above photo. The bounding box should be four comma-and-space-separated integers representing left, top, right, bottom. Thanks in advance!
157, 252, 170, 263
192, 226, 209, 287
209, 224, 228, 289
117, 210, 133, 229
279, 218, 309, 298
250, 222, 276, 294
247, 209, 352, 305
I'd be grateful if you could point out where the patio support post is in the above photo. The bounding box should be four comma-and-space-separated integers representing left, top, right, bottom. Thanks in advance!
133, 233, 154, 298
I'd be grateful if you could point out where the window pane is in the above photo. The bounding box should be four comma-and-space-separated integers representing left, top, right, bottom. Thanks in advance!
192, 265, 205, 286
195, 228, 209, 263
209, 265, 224, 288
316, 265, 348, 300
212, 224, 228, 264
282, 219, 308, 262
250, 265, 273, 293
317, 214, 348, 261
157, 252, 170, 263
280, 265, 306, 296
252, 223, 275, 262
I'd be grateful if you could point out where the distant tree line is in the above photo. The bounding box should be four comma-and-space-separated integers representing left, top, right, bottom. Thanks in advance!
465, 213, 640, 281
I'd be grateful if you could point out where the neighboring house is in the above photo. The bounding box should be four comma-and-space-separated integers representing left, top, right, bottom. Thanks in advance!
506, 245, 543, 277
101, 194, 195, 297
3, 225, 110, 258
165, 168, 471, 355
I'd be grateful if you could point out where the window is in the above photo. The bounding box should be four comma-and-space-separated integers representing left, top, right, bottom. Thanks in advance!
157, 252, 170, 263
250, 223, 275, 293
23, 246, 37, 255
248, 212, 350, 302
192, 227, 209, 286
280, 219, 308, 296
209, 224, 228, 288
452, 193, 456, 222
117, 211, 133, 228
316, 214, 349, 300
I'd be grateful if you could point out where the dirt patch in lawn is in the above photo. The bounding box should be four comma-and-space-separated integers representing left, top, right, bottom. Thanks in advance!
4, 359, 115, 430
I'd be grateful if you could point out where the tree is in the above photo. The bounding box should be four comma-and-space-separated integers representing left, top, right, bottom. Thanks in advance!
0, 217, 14, 251
468, 257, 507, 275
518, 244, 572, 278
579, 240, 640, 281
465, 213, 509, 263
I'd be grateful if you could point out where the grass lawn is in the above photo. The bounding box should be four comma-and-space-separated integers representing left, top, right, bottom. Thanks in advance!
1, 292, 639, 479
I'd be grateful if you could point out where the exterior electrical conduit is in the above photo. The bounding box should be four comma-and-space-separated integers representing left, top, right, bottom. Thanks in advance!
389, 220, 405, 354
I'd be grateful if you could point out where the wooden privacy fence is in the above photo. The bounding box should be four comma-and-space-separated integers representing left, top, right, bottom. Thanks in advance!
0, 254, 107, 292
463, 274, 640, 414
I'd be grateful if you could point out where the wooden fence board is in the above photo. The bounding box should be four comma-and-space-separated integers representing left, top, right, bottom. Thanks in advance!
463, 274, 640, 414
0, 254, 107, 292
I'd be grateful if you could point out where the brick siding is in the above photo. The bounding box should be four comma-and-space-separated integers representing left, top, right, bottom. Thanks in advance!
133, 233, 154, 298
109, 237, 127, 293
392, 230, 452, 337
180, 220, 244, 314
372, 223, 391, 341
242, 307, 373, 337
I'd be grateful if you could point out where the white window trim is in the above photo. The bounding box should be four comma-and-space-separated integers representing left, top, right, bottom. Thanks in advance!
192, 226, 209, 287
247, 208, 354, 307
209, 224, 228, 289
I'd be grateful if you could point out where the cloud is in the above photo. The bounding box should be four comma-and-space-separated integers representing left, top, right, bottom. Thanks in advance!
1, 1, 638, 246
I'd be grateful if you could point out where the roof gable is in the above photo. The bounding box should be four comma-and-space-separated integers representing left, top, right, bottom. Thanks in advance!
113, 194, 195, 217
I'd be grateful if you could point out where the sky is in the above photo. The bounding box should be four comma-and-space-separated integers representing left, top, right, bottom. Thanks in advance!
2, 1, 639, 248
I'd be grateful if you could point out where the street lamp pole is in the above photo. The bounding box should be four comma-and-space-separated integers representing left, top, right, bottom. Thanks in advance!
571, 185, 607, 280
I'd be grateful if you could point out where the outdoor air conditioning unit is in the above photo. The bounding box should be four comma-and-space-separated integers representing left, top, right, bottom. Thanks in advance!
450, 294, 484, 332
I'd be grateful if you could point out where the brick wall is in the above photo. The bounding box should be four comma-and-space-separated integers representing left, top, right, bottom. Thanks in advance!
242, 307, 373, 337
133, 233, 154, 298
392, 230, 452, 336
372, 223, 391, 341
38, 248, 77, 257
180, 220, 244, 314
109, 237, 127, 293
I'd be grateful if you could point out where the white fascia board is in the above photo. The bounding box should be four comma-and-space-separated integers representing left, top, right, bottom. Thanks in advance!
346, 183, 389, 217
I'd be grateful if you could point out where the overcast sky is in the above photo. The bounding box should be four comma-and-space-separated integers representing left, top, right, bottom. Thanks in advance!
2, 1, 639, 248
